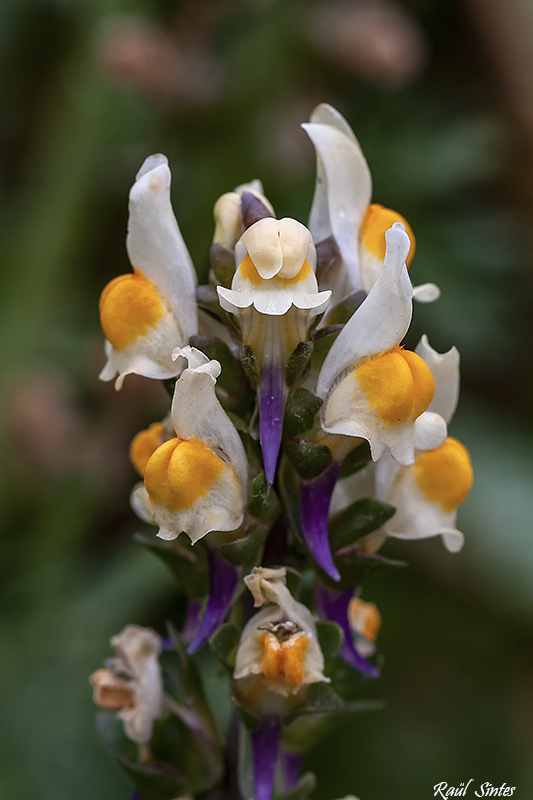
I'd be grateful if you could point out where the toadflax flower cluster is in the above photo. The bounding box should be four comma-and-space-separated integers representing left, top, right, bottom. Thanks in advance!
91, 104, 473, 800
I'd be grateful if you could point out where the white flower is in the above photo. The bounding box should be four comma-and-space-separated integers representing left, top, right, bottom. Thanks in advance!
234, 567, 328, 703
213, 179, 274, 249
90, 625, 163, 745
316, 223, 437, 466
99, 154, 198, 389
377, 336, 472, 553
302, 103, 439, 303
217, 217, 331, 482
132, 346, 248, 543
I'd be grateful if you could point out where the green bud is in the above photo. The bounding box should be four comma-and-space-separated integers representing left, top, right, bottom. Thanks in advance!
284, 388, 323, 439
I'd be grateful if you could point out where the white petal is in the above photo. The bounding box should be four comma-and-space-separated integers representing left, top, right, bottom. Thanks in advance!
384, 466, 464, 552
317, 223, 413, 398
241, 217, 283, 279
303, 107, 372, 289
414, 411, 447, 451
321, 368, 416, 466
171, 349, 248, 492
413, 282, 441, 303
127, 156, 198, 342
415, 334, 460, 424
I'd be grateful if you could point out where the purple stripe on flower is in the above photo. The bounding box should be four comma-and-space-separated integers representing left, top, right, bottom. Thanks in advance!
187, 548, 239, 654
315, 584, 380, 678
259, 362, 286, 484
251, 715, 282, 800
299, 462, 341, 581
181, 599, 203, 645
280, 748, 301, 791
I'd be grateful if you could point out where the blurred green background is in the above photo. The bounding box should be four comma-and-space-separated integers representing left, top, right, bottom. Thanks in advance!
1, 0, 533, 797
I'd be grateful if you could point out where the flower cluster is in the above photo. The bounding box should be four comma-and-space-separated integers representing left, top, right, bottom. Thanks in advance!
91, 104, 473, 800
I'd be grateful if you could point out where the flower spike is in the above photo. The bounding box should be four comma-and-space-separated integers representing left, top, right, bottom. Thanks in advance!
132, 346, 248, 543
99, 154, 197, 389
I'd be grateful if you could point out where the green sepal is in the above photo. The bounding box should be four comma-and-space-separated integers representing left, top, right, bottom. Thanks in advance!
240, 344, 260, 390
134, 533, 209, 599
285, 438, 333, 480
325, 290, 366, 325
316, 551, 408, 592
281, 699, 383, 753
189, 335, 251, 398
196, 284, 222, 317
315, 235, 340, 280
210, 242, 235, 288
285, 341, 314, 387
325, 657, 380, 700
277, 772, 317, 800
315, 620, 344, 662
283, 388, 323, 439
209, 622, 241, 673
97, 712, 187, 800
278, 457, 306, 549
248, 472, 281, 523
219, 525, 269, 566
329, 498, 396, 552
339, 440, 372, 478
285, 566, 303, 598
285, 682, 344, 722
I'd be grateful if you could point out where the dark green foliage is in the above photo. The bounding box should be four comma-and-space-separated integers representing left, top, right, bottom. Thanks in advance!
283, 388, 323, 439
248, 472, 281, 523
285, 438, 333, 480
315, 620, 344, 662
285, 341, 314, 386
329, 498, 396, 551
134, 533, 209, 599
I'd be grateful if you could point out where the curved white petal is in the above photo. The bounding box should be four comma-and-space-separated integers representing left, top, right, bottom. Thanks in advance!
170, 346, 248, 492
414, 411, 447, 451
413, 282, 441, 303
127, 155, 198, 342
241, 217, 284, 279
99, 311, 184, 389
303, 105, 371, 289
317, 224, 413, 398
384, 465, 465, 552
415, 334, 460, 424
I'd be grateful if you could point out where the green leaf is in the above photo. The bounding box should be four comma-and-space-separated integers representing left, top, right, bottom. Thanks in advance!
316, 551, 408, 592
277, 457, 306, 549
277, 772, 317, 800
97, 712, 187, 800
286, 682, 344, 722
282, 699, 383, 752
209, 622, 241, 671
285, 341, 314, 387
315, 620, 344, 661
209, 243, 235, 288
240, 344, 260, 390
285, 567, 303, 598
134, 533, 209, 599
248, 472, 281, 523
285, 438, 333, 480
325, 290, 366, 325
283, 388, 323, 439
339, 440, 372, 478
329, 498, 396, 551
189, 335, 251, 398
219, 525, 269, 566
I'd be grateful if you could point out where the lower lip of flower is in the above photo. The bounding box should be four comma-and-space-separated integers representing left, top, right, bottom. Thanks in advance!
414, 436, 473, 512
99, 270, 165, 350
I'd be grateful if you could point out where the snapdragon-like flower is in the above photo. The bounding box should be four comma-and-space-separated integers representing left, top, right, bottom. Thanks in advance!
317, 223, 436, 467
132, 346, 248, 543
234, 567, 327, 704
218, 218, 331, 482
377, 335, 473, 552
99, 154, 197, 389
302, 103, 438, 302
90, 625, 163, 745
